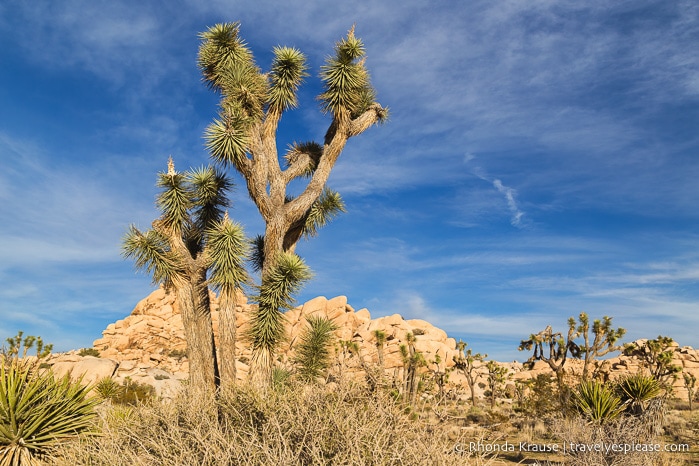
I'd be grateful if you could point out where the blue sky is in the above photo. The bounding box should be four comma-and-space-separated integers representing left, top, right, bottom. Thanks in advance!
1, 1, 698, 362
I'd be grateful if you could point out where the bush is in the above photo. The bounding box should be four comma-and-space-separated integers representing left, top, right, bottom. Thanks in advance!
0, 361, 98, 466
51, 381, 485, 465
78, 348, 100, 357
571, 380, 624, 423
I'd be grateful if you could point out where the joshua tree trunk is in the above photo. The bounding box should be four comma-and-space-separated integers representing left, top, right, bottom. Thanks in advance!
217, 289, 237, 388
177, 269, 219, 393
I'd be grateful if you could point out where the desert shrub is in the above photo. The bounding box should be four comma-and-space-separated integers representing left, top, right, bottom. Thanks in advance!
78, 348, 100, 357
93, 377, 124, 401
51, 380, 493, 466
0, 360, 98, 466
113, 378, 156, 406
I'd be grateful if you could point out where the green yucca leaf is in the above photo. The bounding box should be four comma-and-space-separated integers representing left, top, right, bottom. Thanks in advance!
205, 117, 250, 170
303, 187, 346, 238
572, 380, 624, 423
267, 46, 308, 114
249, 234, 265, 273
187, 166, 232, 233
155, 170, 192, 233
283, 141, 322, 177
207, 217, 249, 294
198, 22, 253, 90
122, 226, 183, 285
0, 362, 98, 465
248, 253, 312, 352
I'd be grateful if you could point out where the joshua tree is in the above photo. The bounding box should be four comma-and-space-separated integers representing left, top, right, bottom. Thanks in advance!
123, 161, 249, 392
199, 22, 386, 275
400, 332, 427, 405
623, 336, 682, 388
485, 360, 508, 410
197, 22, 386, 383
452, 340, 486, 406
519, 325, 577, 387
373, 330, 387, 374
571, 313, 626, 380
683, 373, 696, 412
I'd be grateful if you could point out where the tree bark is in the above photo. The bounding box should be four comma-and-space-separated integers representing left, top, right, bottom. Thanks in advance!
177, 272, 218, 393
217, 289, 237, 388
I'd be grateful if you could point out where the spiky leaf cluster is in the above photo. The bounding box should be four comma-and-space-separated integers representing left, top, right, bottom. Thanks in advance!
248, 253, 312, 353
207, 217, 249, 294
294, 316, 338, 381
303, 188, 346, 238
123, 162, 236, 287
0, 361, 98, 465
572, 380, 625, 423
319, 27, 376, 117
283, 141, 322, 176
268, 47, 308, 114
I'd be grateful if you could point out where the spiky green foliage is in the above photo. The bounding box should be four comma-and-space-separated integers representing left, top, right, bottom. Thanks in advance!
188, 167, 232, 235
302, 188, 346, 239
206, 216, 249, 294
294, 316, 338, 382
93, 377, 124, 402
0, 361, 97, 465
122, 225, 182, 285
2, 332, 52, 360
204, 116, 251, 170
319, 26, 376, 117
623, 335, 682, 385
197, 22, 254, 92
249, 253, 312, 354
155, 169, 191, 234
268, 47, 308, 113
572, 380, 624, 423
616, 373, 662, 415
249, 234, 265, 273
283, 141, 322, 176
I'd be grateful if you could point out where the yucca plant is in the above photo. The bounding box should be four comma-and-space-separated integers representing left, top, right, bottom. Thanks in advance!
571, 379, 624, 423
293, 316, 338, 382
0, 361, 98, 466
616, 373, 662, 415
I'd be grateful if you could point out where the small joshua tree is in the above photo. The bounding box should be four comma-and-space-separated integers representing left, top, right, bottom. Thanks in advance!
123, 161, 249, 392
684, 373, 696, 411
519, 325, 577, 387
400, 332, 427, 405
452, 340, 485, 406
623, 336, 682, 389
485, 360, 508, 410
571, 313, 625, 380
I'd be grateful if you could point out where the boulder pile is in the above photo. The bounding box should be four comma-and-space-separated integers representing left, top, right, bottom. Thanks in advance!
41, 286, 699, 402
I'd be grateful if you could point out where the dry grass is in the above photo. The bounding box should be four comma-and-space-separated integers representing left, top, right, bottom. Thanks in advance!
49, 381, 498, 466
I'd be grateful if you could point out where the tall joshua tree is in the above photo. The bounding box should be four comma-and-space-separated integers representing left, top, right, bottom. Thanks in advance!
197, 22, 387, 384
123, 161, 249, 392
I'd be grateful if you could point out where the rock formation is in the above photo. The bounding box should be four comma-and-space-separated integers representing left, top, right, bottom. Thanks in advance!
41, 286, 699, 402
